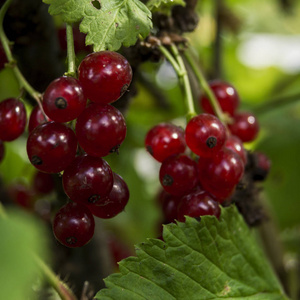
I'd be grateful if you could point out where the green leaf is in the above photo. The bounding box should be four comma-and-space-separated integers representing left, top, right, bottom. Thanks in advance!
95, 206, 288, 300
147, 0, 186, 16
43, 0, 152, 51
0, 208, 49, 300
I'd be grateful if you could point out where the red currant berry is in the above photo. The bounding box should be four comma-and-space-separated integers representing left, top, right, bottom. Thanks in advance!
228, 112, 259, 143
177, 190, 221, 222
159, 154, 198, 196
161, 191, 182, 223
8, 183, 35, 209
0, 140, 5, 163
88, 173, 129, 219
198, 148, 244, 202
0, 98, 27, 141
145, 123, 186, 162
33, 171, 55, 194
225, 135, 247, 165
200, 80, 240, 116
28, 105, 51, 133
76, 103, 126, 157
253, 151, 271, 181
63, 154, 113, 206
185, 113, 227, 157
27, 122, 77, 173
43, 76, 87, 123
52, 202, 95, 248
78, 51, 132, 104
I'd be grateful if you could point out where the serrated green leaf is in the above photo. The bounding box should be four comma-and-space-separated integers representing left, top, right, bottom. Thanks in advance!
147, 0, 186, 16
43, 0, 152, 51
95, 206, 288, 300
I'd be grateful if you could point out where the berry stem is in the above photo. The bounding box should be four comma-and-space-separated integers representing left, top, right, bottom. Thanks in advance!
34, 255, 78, 300
0, 0, 43, 108
65, 23, 76, 77
184, 49, 228, 124
158, 44, 196, 121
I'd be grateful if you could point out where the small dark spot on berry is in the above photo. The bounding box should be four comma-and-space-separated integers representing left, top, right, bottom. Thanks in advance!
146, 145, 153, 155
55, 97, 67, 109
162, 174, 173, 186
110, 144, 120, 154
31, 155, 42, 165
206, 136, 217, 148
66, 236, 77, 245
120, 84, 129, 96
88, 194, 101, 203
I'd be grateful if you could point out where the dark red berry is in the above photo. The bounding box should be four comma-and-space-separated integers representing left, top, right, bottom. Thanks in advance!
225, 135, 247, 165
78, 51, 132, 104
177, 190, 221, 222
76, 103, 126, 157
33, 171, 55, 194
198, 148, 244, 202
159, 154, 198, 196
88, 173, 129, 219
228, 112, 259, 143
108, 234, 133, 267
253, 152, 271, 181
27, 122, 77, 173
52, 202, 95, 248
145, 123, 186, 162
0, 98, 27, 141
28, 106, 51, 133
0, 140, 5, 163
200, 80, 240, 116
43, 76, 87, 123
185, 113, 227, 157
8, 183, 35, 209
62, 154, 113, 206
161, 191, 182, 223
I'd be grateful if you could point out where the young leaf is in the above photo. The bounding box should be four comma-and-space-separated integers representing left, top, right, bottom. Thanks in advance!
95, 206, 288, 300
147, 0, 186, 16
43, 0, 152, 51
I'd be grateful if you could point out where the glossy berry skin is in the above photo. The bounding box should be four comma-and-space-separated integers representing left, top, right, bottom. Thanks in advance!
185, 113, 227, 157
43, 76, 87, 123
33, 171, 55, 194
63, 155, 113, 206
88, 173, 129, 219
160, 191, 182, 223
159, 154, 198, 196
76, 104, 126, 157
228, 112, 259, 143
225, 135, 247, 165
78, 51, 132, 104
0, 140, 5, 163
52, 202, 95, 248
200, 80, 240, 116
198, 148, 244, 202
28, 106, 51, 132
27, 122, 77, 173
0, 98, 27, 141
145, 123, 186, 162
177, 190, 221, 222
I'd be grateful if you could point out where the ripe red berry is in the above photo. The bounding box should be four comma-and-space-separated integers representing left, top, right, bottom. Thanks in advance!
159, 154, 198, 196
225, 135, 247, 165
253, 151, 271, 181
52, 202, 95, 248
62, 154, 113, 206
185, 113, 227, 157
200, 80, 240, 116
27, 122, 77, 173
0, 98, 27, 141
198, 148, 244, 202
88, 173, 129, 219
43, 76, 87, 123
76, 103, 126, 157
160, 190, 182, 223
177, 190, 221, 222
28, 105, 51, 133
145, 123, 186, 162
78, 51, 132, 104
33, 171, 55, 194
8, 183, 35, 209
228, 112, 259, 143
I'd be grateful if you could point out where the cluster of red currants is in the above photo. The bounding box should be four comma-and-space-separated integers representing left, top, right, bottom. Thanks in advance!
0, 51, 132, 248
146, 80, 260, 225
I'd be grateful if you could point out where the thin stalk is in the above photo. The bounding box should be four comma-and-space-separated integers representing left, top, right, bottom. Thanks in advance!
0, 0, 42, 107
35, 255, 78, 300
184, 49, 229, 124
65, 23, 76, 77
158, 44, 181, 75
